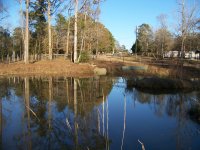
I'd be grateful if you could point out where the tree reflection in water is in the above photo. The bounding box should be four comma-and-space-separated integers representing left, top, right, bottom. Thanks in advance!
0, 76, 116, 150
0, 77, 200, 150
126, 78, 200, 150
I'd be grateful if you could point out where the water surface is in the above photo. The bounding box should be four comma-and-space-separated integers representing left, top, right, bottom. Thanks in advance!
0, 76, 200, 150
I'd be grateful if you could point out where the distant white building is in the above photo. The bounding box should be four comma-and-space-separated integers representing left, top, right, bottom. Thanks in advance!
164, 50, 200, 59
164, 51, 179, 58
189, 51, 196, 59
185, 51, 200, 59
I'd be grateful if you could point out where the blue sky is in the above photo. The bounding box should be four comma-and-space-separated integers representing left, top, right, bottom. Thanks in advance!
3, 0, 195, 50
100, 0, 177, 49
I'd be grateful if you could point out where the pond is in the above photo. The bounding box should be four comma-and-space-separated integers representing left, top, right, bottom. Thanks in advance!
0, 76, 200, 150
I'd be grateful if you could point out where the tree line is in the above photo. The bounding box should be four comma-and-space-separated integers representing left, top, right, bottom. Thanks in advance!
131, 0, 200, 59
0, 0, 116, 64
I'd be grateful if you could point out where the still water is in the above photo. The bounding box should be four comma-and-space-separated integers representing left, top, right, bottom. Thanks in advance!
0, 76, 200, 150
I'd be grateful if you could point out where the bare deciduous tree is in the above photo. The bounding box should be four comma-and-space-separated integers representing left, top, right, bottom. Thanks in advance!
66, 3, 72, 58
156, 14, 173, 58
73, 0, 78, 63
47, 0, 63, 60
48, 0, 52, 60
93, 0, 100, 57
177, 0, 198, 58
0, 0, 8, 22
24, 0, 29, 64
16, 0, 24, 60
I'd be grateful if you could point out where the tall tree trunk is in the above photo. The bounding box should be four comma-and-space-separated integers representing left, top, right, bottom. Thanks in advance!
135, 26, 138, 58
80, 31, 84, 54
73, 0, 78, 63
95, 0, 100, 57
38, 39, 41, 57
19, 0, 24, 60
48, 0, 52, 60
78, 13, 87, 62
66, 13, 71, 58
24, 0, 29, 64
161, 42, 164, 58
35, 40, 38, 60
181, 0, 185, 59
80, 13, 87, 52
96, 28, 99, 57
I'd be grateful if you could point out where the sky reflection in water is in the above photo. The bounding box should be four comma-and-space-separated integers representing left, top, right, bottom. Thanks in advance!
0, 77, 200, 150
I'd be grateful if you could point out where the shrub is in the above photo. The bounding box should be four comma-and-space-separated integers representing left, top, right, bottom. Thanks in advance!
79, 51, 90, 63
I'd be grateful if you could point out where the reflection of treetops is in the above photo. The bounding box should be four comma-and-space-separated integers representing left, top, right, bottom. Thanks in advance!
131, 86, 197, 119
188, 96, 200, 124
67, 77, 117, 116
0, 77, 24, 98
4, 76, 117, 116
126, 77, 200, 95
16, 76, 109, 150
0, 79, 11, 98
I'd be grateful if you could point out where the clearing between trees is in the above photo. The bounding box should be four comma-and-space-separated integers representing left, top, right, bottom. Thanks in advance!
0, 55, 200, 79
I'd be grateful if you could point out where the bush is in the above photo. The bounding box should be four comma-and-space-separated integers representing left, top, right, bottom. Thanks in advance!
79, 51, 90, 63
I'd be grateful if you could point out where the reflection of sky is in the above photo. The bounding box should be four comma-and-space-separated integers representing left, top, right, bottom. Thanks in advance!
107, 80, 200, 150
2, 89, 25, 149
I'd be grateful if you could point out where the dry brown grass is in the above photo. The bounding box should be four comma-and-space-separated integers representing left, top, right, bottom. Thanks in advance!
95, 55, 200, 78
0, 55, 199, 78
0, 58, 94, 77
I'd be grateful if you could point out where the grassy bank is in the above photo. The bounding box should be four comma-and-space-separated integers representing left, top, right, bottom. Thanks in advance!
0, 55, 200, 80
0, 59, 94, 77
